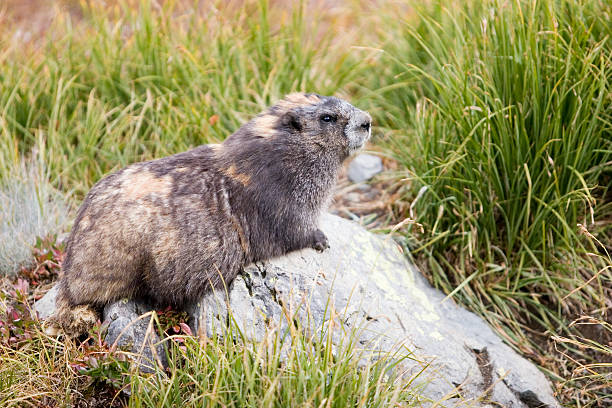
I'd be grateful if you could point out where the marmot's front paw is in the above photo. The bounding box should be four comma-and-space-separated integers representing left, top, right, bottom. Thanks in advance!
312, 230, 330, 252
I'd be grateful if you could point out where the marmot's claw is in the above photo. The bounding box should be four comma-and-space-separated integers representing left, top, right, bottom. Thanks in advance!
312, 230, 330, 252
314, 242, 329, 252
43, 322, 61, 337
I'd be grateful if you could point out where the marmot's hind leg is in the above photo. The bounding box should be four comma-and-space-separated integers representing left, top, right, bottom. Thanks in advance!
45, 305, 98, 338
44, 282, 99, 338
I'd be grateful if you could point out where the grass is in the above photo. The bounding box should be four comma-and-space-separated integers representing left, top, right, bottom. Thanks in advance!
0, 321, 422, 408
553, 316, 612, 402
0, 0, 611, 406
0, 149, 69, 276
0, 0, 360, 198
124, 321, 422, 407
0, 242, 423, 407
368, 0, 612, 404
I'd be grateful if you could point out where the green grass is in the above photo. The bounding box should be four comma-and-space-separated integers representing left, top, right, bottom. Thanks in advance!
368, 0, 611, 404
124, 320, 422, 407
0, 0, 359, 198
0, 270, 423, 407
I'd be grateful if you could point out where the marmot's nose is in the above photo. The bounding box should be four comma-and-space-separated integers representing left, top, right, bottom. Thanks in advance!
353, 110, 372, 132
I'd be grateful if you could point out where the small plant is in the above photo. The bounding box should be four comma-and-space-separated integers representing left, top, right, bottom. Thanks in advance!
0, 154, 69, 277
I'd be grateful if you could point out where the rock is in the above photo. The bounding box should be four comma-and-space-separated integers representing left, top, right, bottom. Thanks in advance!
34, 284, 58, 320
104, 300, 168, 373
35, 214, 559, 406
189, 214, 560, 407
34, 289, 167, 373
347, 153, 383, 183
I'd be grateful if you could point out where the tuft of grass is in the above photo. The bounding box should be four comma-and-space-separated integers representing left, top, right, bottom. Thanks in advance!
123, 317, 424, 407
369, 0, 612, 404
0, 149, 69, 277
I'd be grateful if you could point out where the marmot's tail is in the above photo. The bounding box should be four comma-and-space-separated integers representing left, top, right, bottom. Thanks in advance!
44, 281, 98, 337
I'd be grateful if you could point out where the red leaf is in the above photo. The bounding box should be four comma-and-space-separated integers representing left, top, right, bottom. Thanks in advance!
9, 309, 20, 321
179, 322, 193, 336
14, 278, 29, 295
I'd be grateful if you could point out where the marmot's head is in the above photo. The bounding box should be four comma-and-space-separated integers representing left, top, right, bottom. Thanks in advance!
227, 93, 372, 162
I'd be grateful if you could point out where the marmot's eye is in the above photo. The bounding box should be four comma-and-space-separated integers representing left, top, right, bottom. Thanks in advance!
320, 114, 336, 123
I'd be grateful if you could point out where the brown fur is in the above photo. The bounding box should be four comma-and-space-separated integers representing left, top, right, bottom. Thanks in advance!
224, 165, 251, 186
251, 114, 279, 137
47, 93, 371, 337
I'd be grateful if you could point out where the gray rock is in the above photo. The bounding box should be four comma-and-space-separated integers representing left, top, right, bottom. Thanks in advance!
34, 288, 167, 373
347, 153, 383, 182
35, 214, 559, 406
104, 300, 168, 373
189, 214, 559, 407
34, 284, 58, 320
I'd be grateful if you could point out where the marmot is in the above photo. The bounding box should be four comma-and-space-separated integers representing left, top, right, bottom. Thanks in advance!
47, 93, 372, 336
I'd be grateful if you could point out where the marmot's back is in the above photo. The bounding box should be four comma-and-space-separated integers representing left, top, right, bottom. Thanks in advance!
47, 93, 372, 337
62, 145, 244, 307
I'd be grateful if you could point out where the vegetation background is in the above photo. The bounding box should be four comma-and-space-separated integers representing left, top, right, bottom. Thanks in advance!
0, 0, 610, 406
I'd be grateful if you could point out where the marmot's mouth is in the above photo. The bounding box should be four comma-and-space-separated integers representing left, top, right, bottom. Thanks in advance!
348, 130, 370, 153
348, 140, 367, 154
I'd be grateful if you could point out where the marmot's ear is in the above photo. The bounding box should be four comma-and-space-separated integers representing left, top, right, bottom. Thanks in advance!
280, 110, 303, 132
